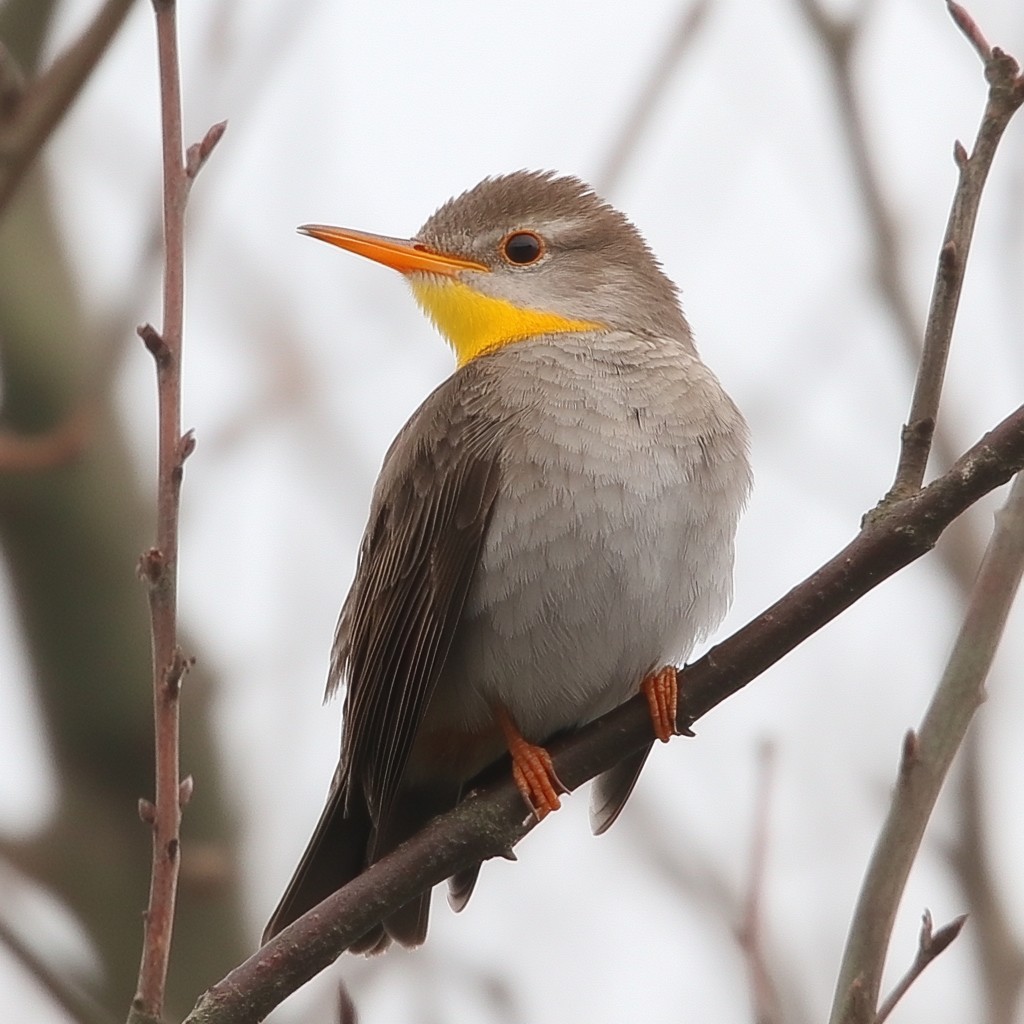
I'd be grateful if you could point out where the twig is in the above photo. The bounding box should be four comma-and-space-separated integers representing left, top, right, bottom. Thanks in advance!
736, 741, 783, 1024
182, 399, 1024, 1024
0, 0, 134, 215
130, 0, 188, 1014
888, 31, 1024, 497
129, 3, 224, 1021
874, 910, 967, 1024
829, 465, 1024, 1024
947, 1, 991, 63
795, 0, 1024, 501
795, 4, 1024, 1015
793, 0, 983, 593
185, 120, 227, 186
596, 0, 710, 194
0, 913, 119, 1024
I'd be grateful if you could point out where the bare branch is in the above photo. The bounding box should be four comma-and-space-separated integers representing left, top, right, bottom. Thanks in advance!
947, 1, 992, 63
795, 0, 1024, 501
829, 466, 1024, 1024
874, 911, 968, 1024
736, 741, 784, 1024
182, 399, 1024, 1024
888, 29, 1024, 497
0, 913, 119, 1024
0, 0, 134, 214
793, 5, 1023, 1016
128, 0, 210, 1020
185, 19, 1024, 987
795, 0, 956, 479
185, 119, 228, 185
596, 0, 710, 194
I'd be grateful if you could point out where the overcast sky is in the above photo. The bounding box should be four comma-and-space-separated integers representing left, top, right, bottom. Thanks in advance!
2, 0, 1023, 1020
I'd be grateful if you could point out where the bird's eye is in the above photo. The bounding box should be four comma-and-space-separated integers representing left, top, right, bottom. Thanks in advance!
500, 230, 544, 266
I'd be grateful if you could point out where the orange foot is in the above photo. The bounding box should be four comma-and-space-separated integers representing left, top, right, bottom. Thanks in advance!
497, 708, 567, 820
642, 665, 680, 743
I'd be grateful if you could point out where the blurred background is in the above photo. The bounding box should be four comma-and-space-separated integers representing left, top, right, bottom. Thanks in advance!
0, 0, 1022, 1021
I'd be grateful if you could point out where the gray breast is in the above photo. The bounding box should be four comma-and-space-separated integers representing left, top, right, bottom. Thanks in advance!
431, 332, 750, 742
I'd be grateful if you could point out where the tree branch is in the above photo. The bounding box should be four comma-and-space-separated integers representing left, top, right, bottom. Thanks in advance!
0, 0, 135, 215
889, 18, 1024, 497
0, 913, 120, 1024
795, 0, 1024, 500
173, 5, 1024, 1018
596, 0, 710, 195
829, 466, 1024, 1024
874, 910, 968, 1024
181, 397, 1024, 1024
736, 742, 784, 1024
793, 3, 1024, 1017
129, 2, 224, 1020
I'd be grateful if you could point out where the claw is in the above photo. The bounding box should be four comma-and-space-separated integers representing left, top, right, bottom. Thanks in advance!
497, 708, 567, 819
641, 665, 679, 743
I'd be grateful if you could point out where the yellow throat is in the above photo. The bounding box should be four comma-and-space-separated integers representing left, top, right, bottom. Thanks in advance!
410, 278, 605, 366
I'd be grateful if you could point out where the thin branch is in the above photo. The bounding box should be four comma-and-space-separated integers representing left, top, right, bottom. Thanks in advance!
788, 0, 917, 381
0, 914, 119, 1024
889, 37, 1024, 497
795, 0, 1024, 500
736, 741, 783, 1024
829, 466, 1024, 1024
874, 910, 967, 1024
180, 4, 1023, 1018
795, 4, 1024, 1015
0, 0, 134, 215
596, 0, 710, 195
947, 1, 992, 63
185, 119, 227, 186
128, 2, 222, 1020
183, 401, 1024, 1024
793, 0, 987, 597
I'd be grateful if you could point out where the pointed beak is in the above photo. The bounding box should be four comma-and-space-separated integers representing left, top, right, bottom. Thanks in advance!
298, 224, 488, 276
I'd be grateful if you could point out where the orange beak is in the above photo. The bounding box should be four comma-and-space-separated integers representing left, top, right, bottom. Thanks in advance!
298, 224, 488, 276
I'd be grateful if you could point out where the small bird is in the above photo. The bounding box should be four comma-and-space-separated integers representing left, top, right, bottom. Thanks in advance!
264, 171, 750, 952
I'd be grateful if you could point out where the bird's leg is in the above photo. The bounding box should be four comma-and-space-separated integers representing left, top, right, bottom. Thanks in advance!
641, 665, 680, 743
496, 707, 567, 820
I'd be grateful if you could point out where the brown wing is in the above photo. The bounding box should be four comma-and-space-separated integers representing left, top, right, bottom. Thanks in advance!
329, 370, 509, 830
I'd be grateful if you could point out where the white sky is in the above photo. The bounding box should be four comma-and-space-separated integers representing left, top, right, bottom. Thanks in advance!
2, 0, 1023, 1020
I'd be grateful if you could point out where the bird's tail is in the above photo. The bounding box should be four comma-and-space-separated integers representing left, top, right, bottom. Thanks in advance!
262, 781, 371, 946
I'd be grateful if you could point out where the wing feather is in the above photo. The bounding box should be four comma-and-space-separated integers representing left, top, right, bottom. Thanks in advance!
329, 372, 510, 829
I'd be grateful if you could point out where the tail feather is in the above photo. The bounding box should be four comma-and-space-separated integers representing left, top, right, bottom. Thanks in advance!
446, 864, 482, 913
264, 779, 472, 952
589, 742, 652, 835
262, 783, 371, 946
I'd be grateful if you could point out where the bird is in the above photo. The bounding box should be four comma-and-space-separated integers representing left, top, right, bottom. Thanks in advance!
263, 170, 750, 953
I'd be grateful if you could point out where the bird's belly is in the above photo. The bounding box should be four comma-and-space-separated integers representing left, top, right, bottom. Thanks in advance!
416, 425, 737, 773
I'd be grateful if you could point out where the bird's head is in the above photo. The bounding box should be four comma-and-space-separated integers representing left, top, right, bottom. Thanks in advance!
300, 170, 689, 366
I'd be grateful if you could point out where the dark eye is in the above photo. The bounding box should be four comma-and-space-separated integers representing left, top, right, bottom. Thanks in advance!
501, 230, 544, 265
